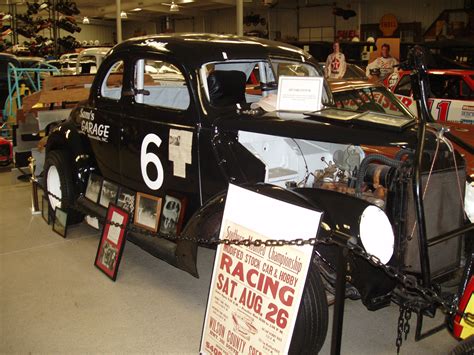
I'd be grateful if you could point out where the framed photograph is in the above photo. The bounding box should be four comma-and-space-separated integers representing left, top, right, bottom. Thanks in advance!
42, 195, 51, 224
116, 187, 136, 215
159, 192, 187, 236
85, 173, 103, 203
53, 207, 68, 238
99, 180, 119, 208
94, 204, 129, 281
134, 192, 162, 232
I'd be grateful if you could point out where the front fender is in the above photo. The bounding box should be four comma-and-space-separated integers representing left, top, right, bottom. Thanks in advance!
182, 183, 396, 307
46, 119, 95, 193
293, 187, 397, 309
181, 183, 324, 245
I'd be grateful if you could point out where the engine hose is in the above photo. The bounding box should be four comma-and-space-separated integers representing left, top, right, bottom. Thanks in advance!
355, 154, 403, 196
394, 148, 414, 161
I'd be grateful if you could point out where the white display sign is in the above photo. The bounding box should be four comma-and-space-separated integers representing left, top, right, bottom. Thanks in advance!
277, 76, 324, 112
200, 184, 322, 355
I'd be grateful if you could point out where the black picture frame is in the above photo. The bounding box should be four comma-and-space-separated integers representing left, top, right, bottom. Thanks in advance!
53, 207, 68, 238
159, 192, 188, 236
85, 173, 103, 203
42, 195, 51, 224
99, 180, 119, 208
116, 186, 136, 215
94, 204, 130, 281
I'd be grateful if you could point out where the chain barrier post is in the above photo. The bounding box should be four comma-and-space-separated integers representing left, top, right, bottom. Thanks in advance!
330, 246, 349, 355
29, 157, 40, 214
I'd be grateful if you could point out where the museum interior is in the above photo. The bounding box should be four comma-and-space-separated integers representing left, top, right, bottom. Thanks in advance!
1, 0, 474, 353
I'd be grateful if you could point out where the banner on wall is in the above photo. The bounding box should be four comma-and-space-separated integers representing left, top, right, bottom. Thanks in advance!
200, 184, 323, 355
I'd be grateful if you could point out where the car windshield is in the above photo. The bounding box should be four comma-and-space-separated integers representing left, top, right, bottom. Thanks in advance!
332, 86, 413, 118
201, 59, 331, 108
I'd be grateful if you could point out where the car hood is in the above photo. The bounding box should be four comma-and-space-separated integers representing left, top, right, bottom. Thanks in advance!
442, 121, 474, 175
215, 110, 419, 148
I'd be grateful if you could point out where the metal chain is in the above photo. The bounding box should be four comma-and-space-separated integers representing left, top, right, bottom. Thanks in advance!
396, 307, 405, 354
404, 308, 412, 340
43, 187, 474, 327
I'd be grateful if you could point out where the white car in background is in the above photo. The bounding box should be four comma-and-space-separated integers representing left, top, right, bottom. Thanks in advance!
75, 47, 111, 74
59, 52, 78, 64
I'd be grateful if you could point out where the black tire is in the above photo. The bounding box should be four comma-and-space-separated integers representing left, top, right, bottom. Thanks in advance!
44, 150, 83, 223
450, 335, 474, 355
289, 261, 329, 355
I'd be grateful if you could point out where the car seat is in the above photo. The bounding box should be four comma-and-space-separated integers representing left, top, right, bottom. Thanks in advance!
207, 70, 246, 107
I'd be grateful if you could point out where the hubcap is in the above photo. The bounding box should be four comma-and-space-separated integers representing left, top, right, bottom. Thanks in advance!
47, 165, 62, 210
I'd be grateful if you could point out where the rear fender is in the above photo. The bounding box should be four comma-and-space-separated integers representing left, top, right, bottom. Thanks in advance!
45, 120, 95, 194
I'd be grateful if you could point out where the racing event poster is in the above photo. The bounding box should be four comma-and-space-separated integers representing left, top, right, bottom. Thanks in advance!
200, 184, 323, 354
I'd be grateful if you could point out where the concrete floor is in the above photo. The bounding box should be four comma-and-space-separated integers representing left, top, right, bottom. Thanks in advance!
0, 168, 460, 354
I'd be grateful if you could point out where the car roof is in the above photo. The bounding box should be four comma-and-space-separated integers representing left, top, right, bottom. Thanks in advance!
111, 33, 315, 68
399, 69, 474, 76
0, 53, 18, 60
328, 78, 381, 92
79, 47, 111, 56
17, 56, 44, 62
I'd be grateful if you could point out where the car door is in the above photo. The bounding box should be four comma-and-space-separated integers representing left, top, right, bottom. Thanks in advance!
120, 55, 201, 207
86, 56, 126, 182
427, 74, 473, 123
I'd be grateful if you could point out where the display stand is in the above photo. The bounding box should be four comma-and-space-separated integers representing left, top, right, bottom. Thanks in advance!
31, 177, 40, 214
29, 156, 41, 215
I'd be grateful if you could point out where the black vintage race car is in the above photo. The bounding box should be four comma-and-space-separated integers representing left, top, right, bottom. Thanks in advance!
43, 34, 474, 353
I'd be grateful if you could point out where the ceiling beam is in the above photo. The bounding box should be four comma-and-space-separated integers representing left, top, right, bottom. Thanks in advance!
95, 4, 204, 17
208, 0, 236, 5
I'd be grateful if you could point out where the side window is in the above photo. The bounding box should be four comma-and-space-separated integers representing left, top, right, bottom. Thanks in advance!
79, 55, 97, 74
394, 75, 411, 96
101, 60, 124, 100
134, 59, 190, 110
429, 74, 461, 99
461, 79, 472, 99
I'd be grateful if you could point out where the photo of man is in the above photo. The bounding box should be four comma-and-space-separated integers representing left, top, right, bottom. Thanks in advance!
324, 41, 347, 79
366, 43, 399, 82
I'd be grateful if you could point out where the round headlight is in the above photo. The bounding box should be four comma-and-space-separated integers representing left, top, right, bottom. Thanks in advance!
359, 205, 394, 264
465, 181, 474, 223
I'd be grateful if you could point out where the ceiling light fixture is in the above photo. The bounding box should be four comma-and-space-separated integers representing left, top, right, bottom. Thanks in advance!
120, 11, 128, 18
170, 1, 179, 12
82, 16, 90, 24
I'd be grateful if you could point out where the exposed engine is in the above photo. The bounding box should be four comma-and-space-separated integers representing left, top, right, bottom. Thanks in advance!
239, 129, 469, 282
238, 131, 398, 209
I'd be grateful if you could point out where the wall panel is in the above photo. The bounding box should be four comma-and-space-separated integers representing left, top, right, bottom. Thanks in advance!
75, 24, 115, 46
122, 21, 158, 40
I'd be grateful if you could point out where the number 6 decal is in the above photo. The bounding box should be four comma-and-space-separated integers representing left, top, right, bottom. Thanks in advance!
141, 133, 164, 190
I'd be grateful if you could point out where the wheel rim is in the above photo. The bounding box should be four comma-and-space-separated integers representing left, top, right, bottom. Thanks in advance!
47, 165, 62, 210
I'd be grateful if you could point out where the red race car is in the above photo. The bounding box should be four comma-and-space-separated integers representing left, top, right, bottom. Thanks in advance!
385, 69, 474, 124
0, 136, 12, 166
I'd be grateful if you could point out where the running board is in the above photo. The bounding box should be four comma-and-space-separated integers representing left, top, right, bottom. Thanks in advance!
76, 196, 199, 278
